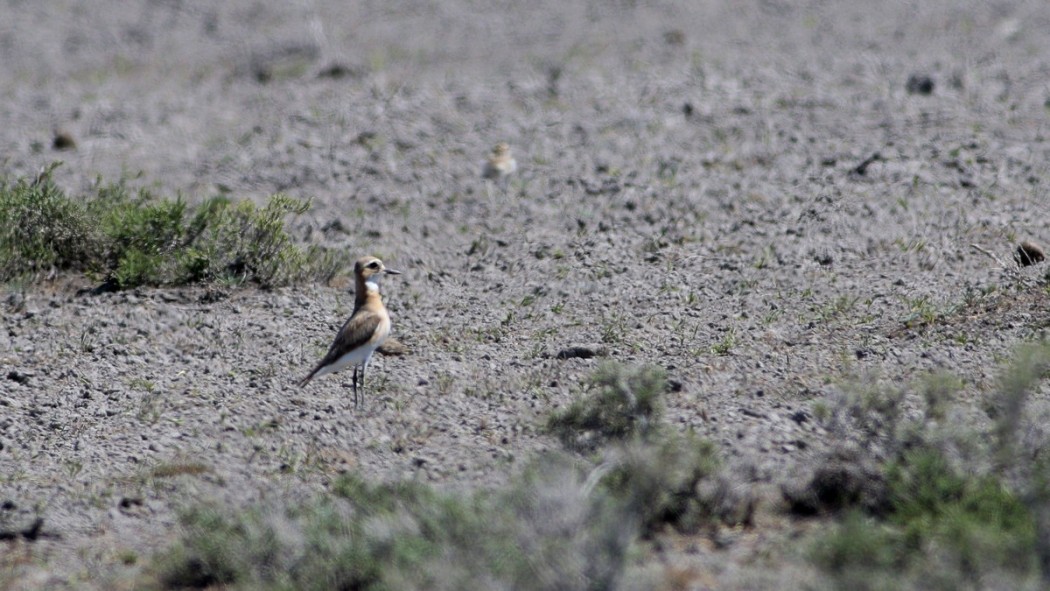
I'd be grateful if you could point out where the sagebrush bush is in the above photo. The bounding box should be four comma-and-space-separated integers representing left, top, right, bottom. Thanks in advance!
548, 363, 747, 538
806, 344, 1050, 589
811, 454, 1038, 591
600, 435, 751, 537
547, 362, 665, 451
0, 163, 99, 279
0, 164, 349, 288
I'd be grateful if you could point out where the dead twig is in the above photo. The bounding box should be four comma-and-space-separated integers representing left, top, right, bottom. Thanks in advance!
970, 243, 1010, 270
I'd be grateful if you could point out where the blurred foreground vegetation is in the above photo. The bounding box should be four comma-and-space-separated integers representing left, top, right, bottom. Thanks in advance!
143, 345, 1050, 590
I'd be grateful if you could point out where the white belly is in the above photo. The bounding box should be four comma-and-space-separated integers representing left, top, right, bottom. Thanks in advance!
313, 338, 385, 379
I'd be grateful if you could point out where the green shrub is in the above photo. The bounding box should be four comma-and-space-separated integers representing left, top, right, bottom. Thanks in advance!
0, 163, 98, 278
812, 450, 1037, 590
547, 363, 666, 451
600, 434, 749, 537
889, 449, 1036, 572
0, 164, 349, 288
547, 363, 747, 537
810, 511, 907, 591
808, 345, 1050, 589
198, 194, 311, 287
155, 506, 254, 588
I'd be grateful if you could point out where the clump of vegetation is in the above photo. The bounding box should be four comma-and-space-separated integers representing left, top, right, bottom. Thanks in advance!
150, 458, 635, 591
601, 434, 753, 537
0, 163, 99, 279
812, 451, 1037, 590
547, 362, 665, 451
805, 343, 1050, 589
0, 164, 346, 288
550, 363, 753, 538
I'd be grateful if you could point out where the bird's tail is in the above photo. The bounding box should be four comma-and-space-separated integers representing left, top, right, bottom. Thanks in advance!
297, 369, 317, 388
298, 359, 334, 388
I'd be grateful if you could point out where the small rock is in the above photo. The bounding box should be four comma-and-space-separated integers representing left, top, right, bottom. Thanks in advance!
52, 130, 76, 151
321, 219, 348, 235
905, 74, 935, 95
663, 29, 686, 46
0, 517, 45, 541
118, 497, 143, 510
198, 289, 228, 304
554, 345, 607, 360
711, 529, 738, 549
850, 152, 882, 176
354, 131, 377, 145
378, 338, 408, 356
6, 370, 32, 384
5, 291, 25, 310
1015, 240, 1045, 267
317, 62, 362, 79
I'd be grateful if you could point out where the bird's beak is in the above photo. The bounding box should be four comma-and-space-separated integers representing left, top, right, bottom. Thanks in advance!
385, 268, 402, 275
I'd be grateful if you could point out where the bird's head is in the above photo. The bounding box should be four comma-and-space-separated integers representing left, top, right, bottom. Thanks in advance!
354, 256, 401, 291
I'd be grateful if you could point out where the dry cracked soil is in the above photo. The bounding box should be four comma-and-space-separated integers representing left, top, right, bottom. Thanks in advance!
3, 1, 1050, 588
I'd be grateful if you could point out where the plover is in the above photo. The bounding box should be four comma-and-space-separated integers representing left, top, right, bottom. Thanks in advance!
481, 142, 517, 188
298, 256, 401, 406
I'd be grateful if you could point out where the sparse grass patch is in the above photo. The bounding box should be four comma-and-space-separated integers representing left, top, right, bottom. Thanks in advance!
810, 294, 870, 325
151, 462, 211, 479
0, 164, 350, 288
709, 325, 737, 356
599, 310, 628, 345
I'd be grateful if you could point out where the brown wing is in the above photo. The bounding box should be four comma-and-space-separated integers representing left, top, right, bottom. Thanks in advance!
298, 310, 384, 387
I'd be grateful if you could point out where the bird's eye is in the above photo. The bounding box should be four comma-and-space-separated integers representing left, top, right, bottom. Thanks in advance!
368, 262, 379, 268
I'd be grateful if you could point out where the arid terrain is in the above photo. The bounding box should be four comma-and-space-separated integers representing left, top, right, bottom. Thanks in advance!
3, 1, 1050, 588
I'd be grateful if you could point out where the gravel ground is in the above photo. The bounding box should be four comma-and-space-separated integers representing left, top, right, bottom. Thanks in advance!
3, 1, 1050, 587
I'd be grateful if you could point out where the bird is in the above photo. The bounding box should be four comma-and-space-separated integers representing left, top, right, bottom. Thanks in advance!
298, 255, 401, 406
481, 142, 517, 189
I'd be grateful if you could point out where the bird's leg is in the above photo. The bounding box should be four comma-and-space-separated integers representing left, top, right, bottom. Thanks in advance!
352, 366, 359, 407
360, 362, 368, 408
